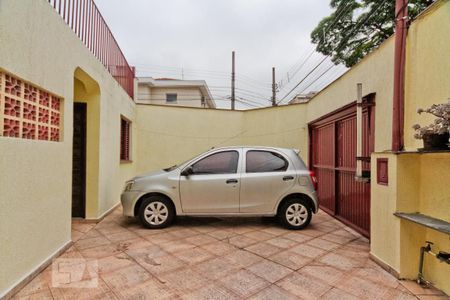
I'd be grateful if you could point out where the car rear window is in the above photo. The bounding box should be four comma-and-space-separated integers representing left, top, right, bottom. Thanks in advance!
192, 151, 239, 174
246, 150, 288, 173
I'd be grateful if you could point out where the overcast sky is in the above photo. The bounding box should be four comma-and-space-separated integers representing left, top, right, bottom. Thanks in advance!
95, 0, 347, 109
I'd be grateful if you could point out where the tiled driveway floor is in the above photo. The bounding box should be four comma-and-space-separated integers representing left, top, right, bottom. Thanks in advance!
14, 207, 448, 299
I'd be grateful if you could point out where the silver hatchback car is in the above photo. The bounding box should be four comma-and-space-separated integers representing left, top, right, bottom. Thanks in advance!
121, 146, 318, 230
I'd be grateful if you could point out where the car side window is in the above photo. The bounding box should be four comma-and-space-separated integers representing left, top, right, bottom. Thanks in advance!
246, 150, 288, 173
191, 151, 239, 174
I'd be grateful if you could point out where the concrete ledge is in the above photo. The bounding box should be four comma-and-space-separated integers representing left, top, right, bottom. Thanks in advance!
1, 240, 73, 300
394, 212, 450, 235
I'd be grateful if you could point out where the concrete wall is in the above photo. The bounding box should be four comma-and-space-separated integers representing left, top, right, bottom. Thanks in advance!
0, 0, 136, 296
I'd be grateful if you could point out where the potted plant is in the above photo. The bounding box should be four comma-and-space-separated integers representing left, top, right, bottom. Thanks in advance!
413, 100, 450, 151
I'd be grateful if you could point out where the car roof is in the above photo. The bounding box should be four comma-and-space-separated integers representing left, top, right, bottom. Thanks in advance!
210, 146, 299, 153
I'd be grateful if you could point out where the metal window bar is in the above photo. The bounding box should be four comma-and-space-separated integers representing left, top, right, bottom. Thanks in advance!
48, 0, 134, 99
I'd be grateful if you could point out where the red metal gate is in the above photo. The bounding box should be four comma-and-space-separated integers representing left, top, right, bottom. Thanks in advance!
310, 100, 374, 237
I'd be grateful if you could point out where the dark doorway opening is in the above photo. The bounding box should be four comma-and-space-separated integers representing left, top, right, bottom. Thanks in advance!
72, 103, 87, 218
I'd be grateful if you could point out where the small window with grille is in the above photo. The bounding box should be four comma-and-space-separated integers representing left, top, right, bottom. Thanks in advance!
166, 93, 177, 103
120, 117, 131, 162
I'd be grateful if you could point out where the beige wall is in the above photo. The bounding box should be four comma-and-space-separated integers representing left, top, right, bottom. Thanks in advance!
0, 0, 136, 296
135, 105, 244, 173
137, 86, 206, 108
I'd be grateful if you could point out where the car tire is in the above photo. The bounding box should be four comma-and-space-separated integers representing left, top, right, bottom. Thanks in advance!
138, 196, 175, 229
278, 198, 312, 230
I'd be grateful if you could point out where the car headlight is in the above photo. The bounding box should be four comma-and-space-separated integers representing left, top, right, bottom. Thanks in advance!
124, 180, 135, 192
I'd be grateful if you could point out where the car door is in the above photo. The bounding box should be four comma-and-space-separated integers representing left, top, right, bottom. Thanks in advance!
179, 149, 242, 213
239, 149, 297, 213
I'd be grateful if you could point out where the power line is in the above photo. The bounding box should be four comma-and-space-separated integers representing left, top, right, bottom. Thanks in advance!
277, 0, 388, 105
277, 0, 356, 90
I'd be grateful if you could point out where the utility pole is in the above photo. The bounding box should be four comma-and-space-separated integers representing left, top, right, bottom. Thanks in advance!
231, 51, 235, 110
272, 67, 277, 106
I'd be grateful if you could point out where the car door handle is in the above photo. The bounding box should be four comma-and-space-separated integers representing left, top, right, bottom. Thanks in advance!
283, 176, 294, 181
226, 179, 238, 184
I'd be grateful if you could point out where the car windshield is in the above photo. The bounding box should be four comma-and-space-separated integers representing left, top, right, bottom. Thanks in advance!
162, 156, 195, 172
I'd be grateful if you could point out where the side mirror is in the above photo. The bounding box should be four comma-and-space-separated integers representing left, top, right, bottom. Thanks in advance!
181, 166, 194, 176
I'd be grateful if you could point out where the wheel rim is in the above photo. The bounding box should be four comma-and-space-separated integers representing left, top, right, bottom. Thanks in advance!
144, 201, 169, 225
286, 203, 308, 226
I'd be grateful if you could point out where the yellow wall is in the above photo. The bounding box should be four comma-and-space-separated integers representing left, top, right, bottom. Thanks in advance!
0, 0, 136, 296
404, 0, 450, 151
370, 152, 450, 294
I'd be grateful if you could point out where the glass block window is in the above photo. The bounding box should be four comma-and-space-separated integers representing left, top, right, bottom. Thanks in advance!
0, 71, 62, 141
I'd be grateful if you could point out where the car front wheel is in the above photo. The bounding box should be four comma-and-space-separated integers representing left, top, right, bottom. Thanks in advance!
278, 198, 312, 230
138, 196, 175, 229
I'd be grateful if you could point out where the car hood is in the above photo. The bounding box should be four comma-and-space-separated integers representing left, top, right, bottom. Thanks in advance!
134, 169, 167, 180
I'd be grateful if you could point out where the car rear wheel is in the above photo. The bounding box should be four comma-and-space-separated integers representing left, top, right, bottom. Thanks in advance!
278, 198, 312, 230
138, 196, 175, 229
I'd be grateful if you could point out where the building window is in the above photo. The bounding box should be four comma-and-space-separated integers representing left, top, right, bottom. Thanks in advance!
166, 93, 177, 103
120, 117, 131, 161
0, 71, 62, 141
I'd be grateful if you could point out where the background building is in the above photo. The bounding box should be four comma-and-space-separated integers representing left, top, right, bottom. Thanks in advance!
136, 77, 216, 108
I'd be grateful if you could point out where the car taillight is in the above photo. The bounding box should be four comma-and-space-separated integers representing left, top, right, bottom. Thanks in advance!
309, 171, 318, 191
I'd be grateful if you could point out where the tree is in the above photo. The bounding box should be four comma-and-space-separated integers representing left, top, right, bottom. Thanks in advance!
311, 0, 434, 67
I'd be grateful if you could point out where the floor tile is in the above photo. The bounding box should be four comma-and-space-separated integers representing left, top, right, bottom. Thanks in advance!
104, 230, 138, 243
265, 237, 298, 249
400, 280, 447, 296
269, 250, 312, 270
158, 267, 209, 292
298, 265, 345, 286
201, 241, 237, 256
173, 247, 214, 265
181, 283, 239, 300
242, 230, 275, 242
306, 238, 340, 251
227, 235, 258, 248
101, 264, 150, 291
135, 253, 185, 275
219, 269, 270, 298
320, 232, 356, 245
79, 244, 122, 259
207, 229, 236, 240
246, 259, 293, 283
193, 257, 239, 280
276, 272, 332, 299
245, 242, 283, 258
75, 236, 111, 250
321, 287, 359, 300
114, 278, 175, 299
96, 253, 135, 274
351, 267, 399, 289
224, 250, 263, 268
247, 285, 298, 300
337, 275, 400, 299
184, 234, 217, 246
283, 231, 315, 243
159, 239, 195, 253
319, 252, 363, 271
290, 244, 326, 258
